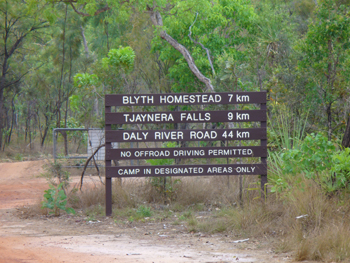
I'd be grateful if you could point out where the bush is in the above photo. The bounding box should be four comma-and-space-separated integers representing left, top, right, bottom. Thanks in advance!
42, 183, 75, 216
281, 133, 335, 184
330, 147, 350, 191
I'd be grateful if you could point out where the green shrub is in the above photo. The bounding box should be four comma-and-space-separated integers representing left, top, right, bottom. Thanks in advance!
42, 183, 75, 216
330, 148, 350, 191
281, 133, 335, 183
136, 205, 152, 218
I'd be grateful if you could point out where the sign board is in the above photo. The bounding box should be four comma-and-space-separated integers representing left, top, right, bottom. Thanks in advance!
106, 146, 267, 160
105, 110, 266, 124
107, 163, 266, 177
105, 92, 266, 106
105, 91, 267, 216
106, 128, 266, 142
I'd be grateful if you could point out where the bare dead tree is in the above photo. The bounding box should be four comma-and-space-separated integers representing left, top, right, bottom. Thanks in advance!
79, 143, 105, 190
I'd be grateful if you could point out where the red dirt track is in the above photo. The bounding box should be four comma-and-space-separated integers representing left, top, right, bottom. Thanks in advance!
0, 161, 298, 263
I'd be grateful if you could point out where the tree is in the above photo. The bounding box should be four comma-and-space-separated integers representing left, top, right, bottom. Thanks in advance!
50, 0, 256, 93
297, 0, 350, 140
0, 0, 48, 149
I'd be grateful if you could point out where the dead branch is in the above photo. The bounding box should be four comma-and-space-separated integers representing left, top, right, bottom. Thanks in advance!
148, 7, 214, 92
80, 143, 105, 190
188, 12, 215, 76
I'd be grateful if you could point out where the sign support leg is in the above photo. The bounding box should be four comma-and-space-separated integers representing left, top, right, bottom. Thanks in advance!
105, 103, 112, 216
260, 101, 267, 199
106, 177, 112, 216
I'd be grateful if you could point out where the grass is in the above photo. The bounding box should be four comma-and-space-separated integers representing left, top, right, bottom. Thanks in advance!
11, 147, 350, 262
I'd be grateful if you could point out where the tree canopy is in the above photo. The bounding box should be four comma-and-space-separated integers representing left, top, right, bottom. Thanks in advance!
1, 0, 350, 150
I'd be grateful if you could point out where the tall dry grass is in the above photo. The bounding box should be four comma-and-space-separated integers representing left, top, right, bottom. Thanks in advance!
66, 172, 350, 262
217, 180, 350, 262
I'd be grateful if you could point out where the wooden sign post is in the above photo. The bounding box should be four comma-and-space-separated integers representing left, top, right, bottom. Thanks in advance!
105, 92, 267, 216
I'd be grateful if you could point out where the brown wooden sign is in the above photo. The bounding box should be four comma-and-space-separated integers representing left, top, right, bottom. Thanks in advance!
104, 91, 267, 216
106, 146, 267, 160
105, 92, 266, 106
106, 128, 266, 142
106, 163, 267, 178
106, 110, 266, 124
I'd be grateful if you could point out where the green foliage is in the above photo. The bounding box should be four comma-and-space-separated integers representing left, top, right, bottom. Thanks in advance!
102, 46, 135, 71
146, 142, 181, 200
42, 183, 76, 216
330, 148, 350, 190
281, 133, 336, 180
151, 0, 257, 92
73, 73, 99, 88
136, 205, 152, 218
268, 103, 308, 151
295, 0, 350, 137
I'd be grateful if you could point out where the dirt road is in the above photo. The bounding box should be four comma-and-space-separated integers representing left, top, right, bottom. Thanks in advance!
0, 161, 295, 263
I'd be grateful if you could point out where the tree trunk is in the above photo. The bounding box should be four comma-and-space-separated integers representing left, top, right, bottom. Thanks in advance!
326, 102, 332, 141
7, 97, 15, 144
148, 9, 214, 92
80, 26, 89, 58
59, 5, 68, 156
0, 88, 4, 150
40, 115, 50, 148
342, 115, 350, 148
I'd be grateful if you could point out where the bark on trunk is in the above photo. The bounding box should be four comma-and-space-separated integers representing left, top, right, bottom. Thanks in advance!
0, 88, 4, 150
80, 26, 89, 58
60, 5, 68, 156
149, 9, 214, 92
342, 115, 350, 148
327, 102, 332, 141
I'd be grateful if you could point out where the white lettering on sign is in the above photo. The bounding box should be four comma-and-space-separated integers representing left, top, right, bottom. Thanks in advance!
155, 167, 204, 175
159, 94, 222, 104
235, 167, 256, 173
180, 112, 211, 122
236, 112, 250, 120
206, 166, 233, 173
228, 94, 250, 102
236, 94, 250, 102
208, 149, 253, 156
189, 131, 217, 140
154, 131, 184, 140
123, 113, 174, 123
120, 151, 131, 157
118, 168, 140, 175
134, 150, 170, 158
173, 149, 205, 157
123, 132, 149, 140
236, 131, 250, 138
122, 96, 154, 104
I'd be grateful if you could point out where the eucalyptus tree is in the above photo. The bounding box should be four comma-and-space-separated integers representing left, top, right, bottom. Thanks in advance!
0, 0, 48, 149
21, 3, 89, 148
296, 0, 350, 140
47, 0, 257, 94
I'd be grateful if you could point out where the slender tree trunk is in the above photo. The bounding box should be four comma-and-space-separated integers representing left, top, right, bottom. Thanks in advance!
40, 113, 51, 147
7, 97, 15, 144
105, 22, 110, 53
0, 89, 4, 150
80, 26, 89, 58
41, 126, 49, 148
59, 5, 68, 156
342, 115, 350, 148
327, 102, 332, 141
